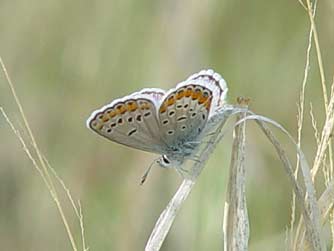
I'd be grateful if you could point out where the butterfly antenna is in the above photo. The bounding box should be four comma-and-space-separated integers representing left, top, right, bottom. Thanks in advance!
140, 158, 159, 185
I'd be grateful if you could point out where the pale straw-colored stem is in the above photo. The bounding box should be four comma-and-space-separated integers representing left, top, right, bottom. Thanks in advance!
145, 105, 240, 251
223, 104, 249, 251
0, 56, 79, 251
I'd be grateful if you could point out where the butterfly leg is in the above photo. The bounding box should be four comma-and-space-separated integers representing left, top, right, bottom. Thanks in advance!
186, 156, 201, 163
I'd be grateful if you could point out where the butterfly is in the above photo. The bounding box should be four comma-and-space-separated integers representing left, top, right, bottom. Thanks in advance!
86, 69, 228, 182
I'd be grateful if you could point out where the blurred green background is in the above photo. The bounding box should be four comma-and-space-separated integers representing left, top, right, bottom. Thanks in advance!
0, 0, 333, 250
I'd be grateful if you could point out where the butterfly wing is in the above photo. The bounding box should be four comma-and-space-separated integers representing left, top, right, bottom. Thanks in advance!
158, 84, 213, 146
185, 69, 228, 117
87, 69, 228, 154
87, 88, 168, 154
156, 69, 228, 147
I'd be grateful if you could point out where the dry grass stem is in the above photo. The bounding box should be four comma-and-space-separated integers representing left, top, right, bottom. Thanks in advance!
310, 104, 321, 145
223, 102, 249, 251
312, 85, 334, 179
44, 157, 89, 251
295, 181, 334, 251
0, 56, 83, 251
291, 8, 315, 244
145, 105, 241, 251
238, 114, 324, 250
145, 179, 195, 251
318, 181, 334, 225
305, 0, 327, 105
304, 0, 334, 180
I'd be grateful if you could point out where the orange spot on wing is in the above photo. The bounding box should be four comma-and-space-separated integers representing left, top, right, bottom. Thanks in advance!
176, 90, 185, 100
159, 104, 167, 113
167, 96, 175, 106
140, 103, 150, 110
116, 104, 127, 114
204, 97, 212, 111
138, 101, 151, 110
102, 114, 110, 122
185, 88, 193, 97
127, 101, 138, 112
191, 90, 200, 100
198, 95, 208, 105
108, 110, 117, 118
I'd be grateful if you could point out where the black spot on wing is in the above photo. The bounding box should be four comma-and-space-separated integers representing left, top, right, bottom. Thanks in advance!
177, 116, 187, 122
128, 128, 137, 136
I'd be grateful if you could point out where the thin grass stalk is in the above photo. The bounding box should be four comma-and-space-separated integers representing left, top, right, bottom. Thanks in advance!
312, 84, 334, 178
0, 57, 79, 251
223, 104, 249, 251
329, 76, 334, 251
291, 9, 314, 246
295, 181, 334, 250
293, 91, 333, 250
305, 0, 328, 105
294, 1, 333, 248
145, 179, 195, 251
304, 0, 334, 180
44, 156, 89, 251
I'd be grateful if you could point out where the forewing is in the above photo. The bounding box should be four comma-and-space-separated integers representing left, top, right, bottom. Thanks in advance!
87, 96, 167, 154
158, 84, 212, 146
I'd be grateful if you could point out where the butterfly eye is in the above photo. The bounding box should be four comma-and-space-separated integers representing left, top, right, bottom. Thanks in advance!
202, 114, 206, 120
203, 91, 209, 97
162, 155, 171, 165
191, 112, 197, 118
117, 118, 123, 124
176, 104, 183, 109
162, 119, 169, 125
183, 104, 189, 108
167, 130, 174, 135
106, 128, 112, 133
181, 125, 187, 130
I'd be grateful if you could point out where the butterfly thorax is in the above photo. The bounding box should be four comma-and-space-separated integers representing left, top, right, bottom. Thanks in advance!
158, 135, 202, 168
